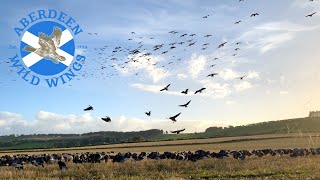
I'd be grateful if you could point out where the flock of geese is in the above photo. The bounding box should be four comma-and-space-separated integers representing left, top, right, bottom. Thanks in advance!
0, 1, 317, 134
78, 0, 319, 134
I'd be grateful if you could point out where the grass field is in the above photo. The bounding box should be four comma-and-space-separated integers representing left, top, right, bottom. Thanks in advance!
1, 156, 320, 179
1, 133, 320, 179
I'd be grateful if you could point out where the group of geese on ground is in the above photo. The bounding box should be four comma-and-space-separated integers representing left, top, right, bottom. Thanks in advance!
3, 147, 320, 171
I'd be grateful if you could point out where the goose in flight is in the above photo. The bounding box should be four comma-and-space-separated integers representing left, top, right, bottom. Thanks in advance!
218, 42, 227, 48
169, 112, 181, 123
145, 111, 151, 116
237, 75, 247, 80
181, 89, 189, 95
180, 34, 187, 37
207, 73, 218, 77
84, 105, 94, 111
306, 12, 317, 17
101, 116, 112, 123
195, 88, 206, 94
160, 84, 170, 91
179, 100, 191, 108
23, 27, 66, 64
171, 128, 186, 134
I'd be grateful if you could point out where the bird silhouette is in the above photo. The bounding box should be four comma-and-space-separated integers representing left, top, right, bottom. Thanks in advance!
171, 128, 186, 134
207, 73, 218, 77
145, 111, 151, 116
235, 20, 242, 24
169, 31, 178, 34
218, 42, 227, 48
101, 116, 111, 123
168, 113, 181, 123
195, 88, 206, 94
160, 84, 171, 91
84, 105, 94, 111
250, 13, 259, 17
237, 75, 247, 80
306, 12, 317, 17
179, 100, 191, 108
180, 34, 187, 37
181, 89, 189, 95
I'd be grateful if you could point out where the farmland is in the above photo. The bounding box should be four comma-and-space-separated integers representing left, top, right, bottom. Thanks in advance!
1, 133, 320, 179
1, 156, 320, 179
1, 132, 319, 155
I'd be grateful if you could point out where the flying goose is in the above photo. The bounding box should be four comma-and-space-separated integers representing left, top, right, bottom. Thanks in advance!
23, 27, 66, 64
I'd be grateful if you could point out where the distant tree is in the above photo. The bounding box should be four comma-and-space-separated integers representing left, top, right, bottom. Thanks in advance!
205, 126, 223, 133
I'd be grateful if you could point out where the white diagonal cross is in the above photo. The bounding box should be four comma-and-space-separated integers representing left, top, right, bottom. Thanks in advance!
21, 29, 74, 67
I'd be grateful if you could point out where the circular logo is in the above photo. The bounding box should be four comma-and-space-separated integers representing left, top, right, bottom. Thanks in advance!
20, 21, 75, 76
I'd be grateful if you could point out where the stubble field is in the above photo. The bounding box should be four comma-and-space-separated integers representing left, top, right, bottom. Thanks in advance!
1, 133, 320, 179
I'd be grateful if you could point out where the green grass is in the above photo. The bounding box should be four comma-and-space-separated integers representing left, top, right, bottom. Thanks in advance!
1, 156, 320, 179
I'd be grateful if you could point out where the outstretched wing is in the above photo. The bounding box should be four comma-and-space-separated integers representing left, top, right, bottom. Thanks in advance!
50, 27, 62, 48
39, 33, 56, 52
172, 113, 181, 119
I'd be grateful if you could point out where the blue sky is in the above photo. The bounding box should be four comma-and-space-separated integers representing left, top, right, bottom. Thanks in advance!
0, 0, 320, 135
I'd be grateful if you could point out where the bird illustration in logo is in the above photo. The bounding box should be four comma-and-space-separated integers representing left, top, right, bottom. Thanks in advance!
23, 27, 66, 64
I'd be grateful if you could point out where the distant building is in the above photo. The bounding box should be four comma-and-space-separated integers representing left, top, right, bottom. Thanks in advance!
309, 111, 320, 117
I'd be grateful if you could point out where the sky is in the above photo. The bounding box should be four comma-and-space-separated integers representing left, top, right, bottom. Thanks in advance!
0, 0, 320, 135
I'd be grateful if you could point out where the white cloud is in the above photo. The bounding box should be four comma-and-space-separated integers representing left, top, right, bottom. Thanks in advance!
177, 73, 188, 80
131, 83, 186, 96
116, 53, 170, 83
0, 111, 224, 135
0, 120, 6, 127
0, 112, 23, 127
219, 69, 260, 81
189, 54, 207, 79
234, 81, 252, 92
199, 80, 232, 99
247, 70, 260, 80
226, 100, 237, 105
292, 0, 320, 10
240, 21, 319, 54
219, 69, 239, 80
131, 83, 163, 93
131, 81, 233, 99
260, 33, 294, 54
280, 91, 289, 95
